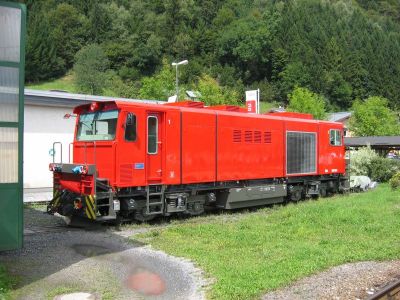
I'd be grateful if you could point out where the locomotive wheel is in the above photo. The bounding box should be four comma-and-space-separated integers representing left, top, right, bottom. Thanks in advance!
319, 187, 328, 198
134, 208, 156, 222
290, 190, 302, 202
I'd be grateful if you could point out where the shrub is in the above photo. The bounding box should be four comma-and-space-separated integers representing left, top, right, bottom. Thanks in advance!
389, 172, 400, 190
367, 157, 400, 182
349, 146, 378, 176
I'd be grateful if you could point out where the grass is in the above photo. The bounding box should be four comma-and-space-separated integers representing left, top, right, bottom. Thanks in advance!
27, 73, 124, 98
132, 185, 400, 299
0, 265, 15, 300
259, 101, 279, 113
27, 73, 78, 93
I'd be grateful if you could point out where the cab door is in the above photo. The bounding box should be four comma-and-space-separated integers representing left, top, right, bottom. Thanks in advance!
147, 113, 163, 183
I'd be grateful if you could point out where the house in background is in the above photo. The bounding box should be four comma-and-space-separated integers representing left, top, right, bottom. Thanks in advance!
328, 112, 352, 136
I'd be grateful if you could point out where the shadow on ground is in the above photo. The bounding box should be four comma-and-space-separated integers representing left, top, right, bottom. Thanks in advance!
0, 207, 204, 300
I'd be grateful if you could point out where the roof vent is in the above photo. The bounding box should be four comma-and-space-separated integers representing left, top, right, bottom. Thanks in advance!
164, 100, 204, 108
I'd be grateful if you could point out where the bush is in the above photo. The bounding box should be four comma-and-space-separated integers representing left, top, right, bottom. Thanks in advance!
367, 157, 400, 182
287, 87, 327, 120
350, 147, 400, 182
349, 147, 378, 176
389, 172, 400, 190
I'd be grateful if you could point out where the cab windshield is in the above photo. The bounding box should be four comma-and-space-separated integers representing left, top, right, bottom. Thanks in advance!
77, 110, 118, 141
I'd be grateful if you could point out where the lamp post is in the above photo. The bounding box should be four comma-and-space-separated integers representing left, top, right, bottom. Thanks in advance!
171, 60, 188, 101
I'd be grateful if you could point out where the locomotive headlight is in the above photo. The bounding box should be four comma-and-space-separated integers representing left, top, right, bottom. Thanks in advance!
90, 102, 99, 111
89, 102, 103, 112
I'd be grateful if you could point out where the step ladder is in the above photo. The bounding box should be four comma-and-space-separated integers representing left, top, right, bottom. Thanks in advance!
145, 185, 166, 215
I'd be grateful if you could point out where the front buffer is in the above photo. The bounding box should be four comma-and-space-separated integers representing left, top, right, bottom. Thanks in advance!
47, 163, 119, 221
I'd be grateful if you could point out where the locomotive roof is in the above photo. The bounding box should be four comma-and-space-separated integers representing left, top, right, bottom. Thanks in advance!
74, 100, 343, 126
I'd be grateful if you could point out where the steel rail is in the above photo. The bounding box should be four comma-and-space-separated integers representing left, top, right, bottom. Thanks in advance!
367, 278, 400, 300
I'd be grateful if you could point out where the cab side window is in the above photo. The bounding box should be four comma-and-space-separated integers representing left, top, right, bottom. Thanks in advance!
329, 129, 342, 146
125, 113, 137, 142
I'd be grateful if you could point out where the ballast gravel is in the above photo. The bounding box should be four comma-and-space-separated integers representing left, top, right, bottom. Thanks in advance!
0, 207, 206, 300
263, 260, 400, 300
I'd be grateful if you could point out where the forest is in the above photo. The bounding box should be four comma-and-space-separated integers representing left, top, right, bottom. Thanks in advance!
12, 0, 400, 111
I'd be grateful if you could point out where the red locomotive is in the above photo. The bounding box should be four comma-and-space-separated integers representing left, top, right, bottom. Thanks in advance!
48, 100, 348, 222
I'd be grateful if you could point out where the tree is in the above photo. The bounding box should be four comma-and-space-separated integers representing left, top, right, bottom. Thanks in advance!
139, 60, 175, 100
349, 96, 400, 136
73, 44, 109, 95
25, 2, 65, 82
217, 16, 272, 83
196, 74, 241, 106
48, 3, 89, 70
287, 87, 327, 120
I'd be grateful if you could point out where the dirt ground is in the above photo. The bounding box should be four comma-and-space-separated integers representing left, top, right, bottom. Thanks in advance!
0, 206, 206, 300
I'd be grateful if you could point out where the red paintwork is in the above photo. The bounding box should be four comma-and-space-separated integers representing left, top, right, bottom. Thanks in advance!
58, 173, 94, 195
68, 100, 345, 189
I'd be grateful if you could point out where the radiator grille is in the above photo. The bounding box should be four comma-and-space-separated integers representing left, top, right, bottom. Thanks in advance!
244, 131, 253, 143
233, 130, 241, 143
264, 131, 272, 143
254, 131, 261, 143
286, 132, 316, 174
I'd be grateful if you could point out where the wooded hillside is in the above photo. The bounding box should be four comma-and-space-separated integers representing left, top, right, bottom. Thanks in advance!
13, 0, 400, 110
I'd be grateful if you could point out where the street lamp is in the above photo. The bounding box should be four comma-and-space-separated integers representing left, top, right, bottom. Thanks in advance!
171, 59, 188, 101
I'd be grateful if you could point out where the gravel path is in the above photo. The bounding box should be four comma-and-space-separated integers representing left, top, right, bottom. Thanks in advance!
0, 207, 206, 300
263, 261, 400, 300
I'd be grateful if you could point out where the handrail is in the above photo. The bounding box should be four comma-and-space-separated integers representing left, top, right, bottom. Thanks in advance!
52, 142, 62, 163
68, 143, 73, 163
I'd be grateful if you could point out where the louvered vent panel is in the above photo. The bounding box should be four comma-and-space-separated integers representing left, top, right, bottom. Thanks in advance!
286, 132, 316, 174
120, 164, 133, 184
254, 131, 261, 143
245, 131, 253, 143
233, 130, 241, 143
264, 131, 272, 143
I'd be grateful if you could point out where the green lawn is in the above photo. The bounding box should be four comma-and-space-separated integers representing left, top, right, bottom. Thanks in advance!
27, 73, 78, 93
27, 73, 123, 98
0, 265, 14, 299
132, 185, 400, 300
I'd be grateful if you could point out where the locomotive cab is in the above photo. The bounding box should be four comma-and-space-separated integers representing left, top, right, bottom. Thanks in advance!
48, 100, 169, 222
48, 102, 119, 220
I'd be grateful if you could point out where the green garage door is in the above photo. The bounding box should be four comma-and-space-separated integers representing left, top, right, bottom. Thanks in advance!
0, 1, 26, 251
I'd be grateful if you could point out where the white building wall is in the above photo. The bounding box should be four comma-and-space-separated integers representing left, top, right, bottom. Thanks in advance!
24, 104, 75, 199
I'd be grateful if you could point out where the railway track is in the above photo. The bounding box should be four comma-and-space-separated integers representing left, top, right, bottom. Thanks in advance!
367, 278, 400, 300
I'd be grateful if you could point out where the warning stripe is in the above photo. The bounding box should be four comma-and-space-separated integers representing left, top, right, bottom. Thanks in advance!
52, 190, 61, 207
85, 196, 96, 219
88, 195, 96, 211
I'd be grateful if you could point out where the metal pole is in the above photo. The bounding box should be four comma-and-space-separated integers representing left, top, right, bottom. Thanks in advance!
176, 65, 179, 101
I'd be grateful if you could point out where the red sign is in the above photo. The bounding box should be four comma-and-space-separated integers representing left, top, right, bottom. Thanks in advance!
245, 90, 259, 114
246, 100, 256, 113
